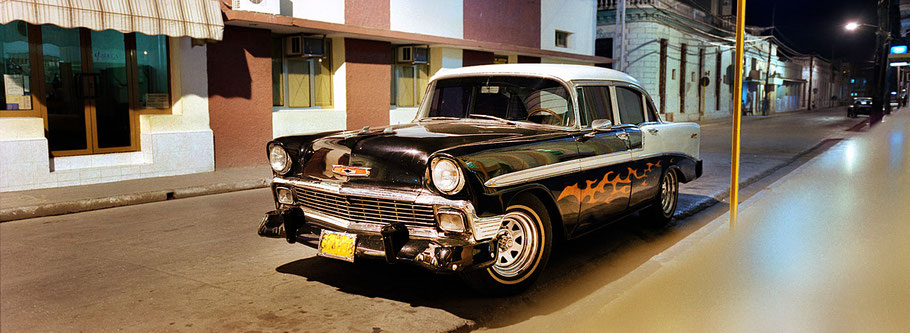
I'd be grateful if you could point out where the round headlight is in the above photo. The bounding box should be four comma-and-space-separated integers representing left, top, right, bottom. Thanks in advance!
268, 144, 291, 174
431, 158, 464, 194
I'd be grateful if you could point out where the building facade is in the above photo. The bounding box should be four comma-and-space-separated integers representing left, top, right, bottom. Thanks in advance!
1, 0, 222, 192
212, 0, 605, 168
596, 0, 847, 122
1, 0, 606, 192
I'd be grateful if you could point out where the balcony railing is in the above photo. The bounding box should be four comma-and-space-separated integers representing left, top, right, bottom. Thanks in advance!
598, 0, 734, 31
597, 0, 658, 9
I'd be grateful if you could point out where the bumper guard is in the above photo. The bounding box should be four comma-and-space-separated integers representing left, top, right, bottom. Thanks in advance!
259, 207, 500, 273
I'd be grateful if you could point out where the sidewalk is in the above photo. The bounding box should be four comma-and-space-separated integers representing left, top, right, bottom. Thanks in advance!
494, 108, 910, 332
675, 105, 864, 220
691, 105, 854, 125
0, 166, 272, 222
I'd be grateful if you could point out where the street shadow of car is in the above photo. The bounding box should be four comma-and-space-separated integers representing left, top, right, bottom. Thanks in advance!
275, 194, 722, 329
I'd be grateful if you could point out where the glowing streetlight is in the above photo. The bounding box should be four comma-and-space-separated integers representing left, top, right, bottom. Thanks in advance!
845, 22, 860, 31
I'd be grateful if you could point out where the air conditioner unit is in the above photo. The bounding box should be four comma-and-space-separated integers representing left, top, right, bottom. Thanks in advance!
397, 46, 428, 64
232, 0, 279, 15
285, 35, 325, 58
412, 47, 428, 64
397, 46, 413, 63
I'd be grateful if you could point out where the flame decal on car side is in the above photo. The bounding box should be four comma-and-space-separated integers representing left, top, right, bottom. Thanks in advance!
557, 160, 663, 205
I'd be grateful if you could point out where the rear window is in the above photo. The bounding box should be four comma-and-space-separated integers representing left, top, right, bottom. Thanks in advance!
615, 86, 645, 125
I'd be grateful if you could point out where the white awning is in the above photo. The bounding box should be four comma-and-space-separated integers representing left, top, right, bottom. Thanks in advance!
0, 0, 224, 40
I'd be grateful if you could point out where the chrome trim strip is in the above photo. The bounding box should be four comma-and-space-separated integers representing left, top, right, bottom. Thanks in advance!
472, 216, 503, 241
483, 159, 580, 188
578, 151, 632, 172
483, 150, 634, 188
454, 201, 502, 242
631, 151, 697, 161
272, 178, 420, 202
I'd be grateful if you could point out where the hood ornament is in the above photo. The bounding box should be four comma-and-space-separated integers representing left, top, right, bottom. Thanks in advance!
332, 165, 371, 177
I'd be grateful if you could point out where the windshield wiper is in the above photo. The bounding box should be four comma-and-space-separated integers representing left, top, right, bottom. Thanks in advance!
418, 116, 461, 121
467, 114, 515, 124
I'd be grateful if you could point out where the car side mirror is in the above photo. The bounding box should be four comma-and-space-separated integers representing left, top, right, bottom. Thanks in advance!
591, 119, 613, 132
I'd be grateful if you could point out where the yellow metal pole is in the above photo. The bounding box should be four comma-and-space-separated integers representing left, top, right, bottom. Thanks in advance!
730, 0, 747, 231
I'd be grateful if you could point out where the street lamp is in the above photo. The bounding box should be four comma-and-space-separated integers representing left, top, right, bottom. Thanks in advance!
844, 17, 891, 124
844, 22, 876, 31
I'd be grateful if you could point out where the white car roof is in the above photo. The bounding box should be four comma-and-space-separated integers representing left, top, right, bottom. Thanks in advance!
430, 64, 642, 86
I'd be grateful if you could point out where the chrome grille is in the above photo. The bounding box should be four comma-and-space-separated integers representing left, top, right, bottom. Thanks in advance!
294, 187, 436, 226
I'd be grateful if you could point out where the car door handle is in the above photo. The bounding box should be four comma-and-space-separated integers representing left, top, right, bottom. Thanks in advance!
615, 132, 629, 140
648, 128, 659, 135
575, 132, 597, 142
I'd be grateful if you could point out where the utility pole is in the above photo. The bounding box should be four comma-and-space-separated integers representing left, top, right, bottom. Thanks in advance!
616, 0, 627, 71
698, 47, 706, 120
730, 0, 747, 231
763, 41, 773, 115
763, 4, 775, 116
871, 0, 892, 125
808, 56, 814, 110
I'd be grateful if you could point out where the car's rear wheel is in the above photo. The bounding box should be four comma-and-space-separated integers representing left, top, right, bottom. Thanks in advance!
461, 194, 552, 296
642, 168, 679, 227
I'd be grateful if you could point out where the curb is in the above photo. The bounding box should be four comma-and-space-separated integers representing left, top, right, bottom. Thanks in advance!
0, 179, 271, 222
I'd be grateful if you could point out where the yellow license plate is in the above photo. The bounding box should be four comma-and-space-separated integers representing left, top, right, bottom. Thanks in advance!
318, 230, 357, 262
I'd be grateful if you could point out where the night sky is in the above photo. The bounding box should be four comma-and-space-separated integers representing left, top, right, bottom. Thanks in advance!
745, 0, 879, 65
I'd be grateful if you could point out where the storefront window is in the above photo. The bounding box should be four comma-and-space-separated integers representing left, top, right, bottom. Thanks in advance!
42, 24, 87, 152
272, 37, 332, 108
1, 21, 33, 112
1, 21, 172, 155
136, 33, 169, 109
90, 29, 131, 149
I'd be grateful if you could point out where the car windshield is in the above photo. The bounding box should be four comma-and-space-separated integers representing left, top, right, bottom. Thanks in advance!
419, 76, 575, 127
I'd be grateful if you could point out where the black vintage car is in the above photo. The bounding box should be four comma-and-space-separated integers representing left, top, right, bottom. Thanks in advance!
848, 97, 873, 117
258, 64, 703, 294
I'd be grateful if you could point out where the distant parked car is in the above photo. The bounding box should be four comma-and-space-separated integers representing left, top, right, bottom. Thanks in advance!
848, 97, 872, 118
257, 64, 702, 294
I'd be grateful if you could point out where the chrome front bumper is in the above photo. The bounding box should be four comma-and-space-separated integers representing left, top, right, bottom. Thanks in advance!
270, 177, 503, 242
260, 177, 505, 272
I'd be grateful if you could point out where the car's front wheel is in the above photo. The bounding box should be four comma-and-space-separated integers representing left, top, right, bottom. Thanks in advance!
642, 168, 679, 227
461, 194, 552, 296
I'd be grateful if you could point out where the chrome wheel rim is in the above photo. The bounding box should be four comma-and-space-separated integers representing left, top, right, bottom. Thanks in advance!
660, 171, 678, 215
492, 210, 539, 278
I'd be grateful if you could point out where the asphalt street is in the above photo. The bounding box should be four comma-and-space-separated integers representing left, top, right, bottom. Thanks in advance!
0, 108, 865, 332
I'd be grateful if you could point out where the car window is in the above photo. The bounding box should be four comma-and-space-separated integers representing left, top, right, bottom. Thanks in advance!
579, 86, 613, 127
646, 100, 659, 122
423, 76, 575, 127
615, 86, 645, 125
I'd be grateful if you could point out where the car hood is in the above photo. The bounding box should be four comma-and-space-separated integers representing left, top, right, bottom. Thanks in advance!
296, 120, 561, 191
